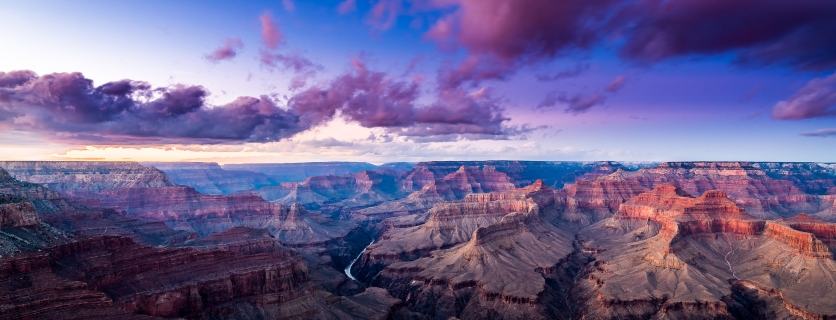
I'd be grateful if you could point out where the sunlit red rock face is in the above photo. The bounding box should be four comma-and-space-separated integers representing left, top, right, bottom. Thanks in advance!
558, 169, 650, 223
584, 162, 830, 219
575, 185, 836, 319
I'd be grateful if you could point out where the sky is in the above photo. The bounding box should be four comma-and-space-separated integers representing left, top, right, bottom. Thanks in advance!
0, 0, 835, 164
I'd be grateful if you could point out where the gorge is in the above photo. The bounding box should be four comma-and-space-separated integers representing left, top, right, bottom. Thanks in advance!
1, 160, 836, 319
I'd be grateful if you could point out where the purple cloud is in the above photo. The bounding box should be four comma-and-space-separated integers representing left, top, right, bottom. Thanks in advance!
538, 91, 606, 114
287, 59, 524, 139
205, 38, 244, 63
283, 0, 295, 12
801, 128, 836, 137
0, 71, 305, 144
605, 75, 626, 92
772, 73, 836, 120
0, 70, 37, 88
618, 0, 836, 70
371, 0, 836, 79
260, 51, 318, 73
260, 13, 284, 49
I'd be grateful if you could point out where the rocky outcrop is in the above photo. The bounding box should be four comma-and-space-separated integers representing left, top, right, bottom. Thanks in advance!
0, 194, 40, 228
753, 162, 836, 195
0, 167, 191, 247
575, 184, 836, 319
352, 165, 517, 224
0, 161, 175, 192
559, 169, 650, 223
275, 170, 400, 209
353, 181, 555, 285
376, 209, 575, 319
0, 230, 324, 319
589, 162, 827, 219
398, 161, 614, 191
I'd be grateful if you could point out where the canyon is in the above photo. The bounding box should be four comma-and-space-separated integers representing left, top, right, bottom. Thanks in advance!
0, 160, 835, 319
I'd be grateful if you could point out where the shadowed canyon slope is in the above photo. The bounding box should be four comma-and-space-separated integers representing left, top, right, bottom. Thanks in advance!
1, 160, 836, 319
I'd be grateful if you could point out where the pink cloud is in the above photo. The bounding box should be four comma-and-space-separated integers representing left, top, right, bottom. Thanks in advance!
260, 13, 284, 49
772, 73, 836, 120
605, 75, 627, 92
283, 0, 295, 12
204, 38, 244, 63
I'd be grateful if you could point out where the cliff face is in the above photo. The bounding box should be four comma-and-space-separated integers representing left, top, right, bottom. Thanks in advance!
398, 160, 617, 192
0, 162, 362, 248
353, 165, 518, 224
591, 162, 828, 219
559, 169, 650, 223
753, 162, 836, 195
0, 194, 40, 228
0, 161, 175, 192
0, 167, 191, 247
145, 162, 274, 195
0, 230, 324, 319
274, 170, 401, 209
354, 181, 556, 289
375, 209, 576, 319
574, 184, 836, 319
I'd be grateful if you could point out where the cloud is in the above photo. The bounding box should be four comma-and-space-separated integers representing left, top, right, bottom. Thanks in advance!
0, 70, 37, 88
0, 71, 306, 144
801, 128, 836, 137
366, 0, 402, 32
537, 91, 606, 114
536, 63, 591, 82
617, 0, 836, 71
259, 51, 318, 73
0, 57, 530, 144
204, 38, 244, 63
287, 59, 524, 139
283, 0, 295, 12
605, 75, 626, 92
337, 0, 356, 14
370, 0, 836, 77
772, 73, 836, 120
260, 13, 284, 49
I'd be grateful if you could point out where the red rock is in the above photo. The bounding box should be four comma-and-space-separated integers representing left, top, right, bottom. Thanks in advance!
0, 195, 40, 228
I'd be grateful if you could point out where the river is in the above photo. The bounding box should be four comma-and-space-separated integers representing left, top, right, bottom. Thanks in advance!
344, 239, 374, 281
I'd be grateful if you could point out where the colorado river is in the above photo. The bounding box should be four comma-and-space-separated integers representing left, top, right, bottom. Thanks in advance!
344, 239, 374, 281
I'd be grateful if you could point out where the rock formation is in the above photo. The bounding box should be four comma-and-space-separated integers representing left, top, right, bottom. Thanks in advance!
376, 208, 575, 319
574, 184, 836, 319
144, 162, 274, 195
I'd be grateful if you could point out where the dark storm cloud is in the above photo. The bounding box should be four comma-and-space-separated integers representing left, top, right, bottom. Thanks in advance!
368, 0, 836, 87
